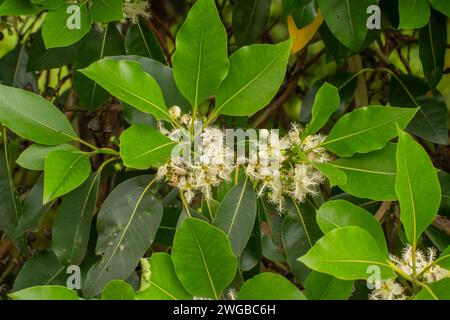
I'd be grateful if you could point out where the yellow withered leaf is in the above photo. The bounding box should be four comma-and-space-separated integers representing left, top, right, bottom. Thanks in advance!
288, 11, 324, 54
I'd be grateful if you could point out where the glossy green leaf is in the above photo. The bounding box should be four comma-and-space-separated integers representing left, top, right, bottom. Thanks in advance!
303, 82, 340, 137
305, 271, 354, 300
431, 0, 450, 16
330, 143, 398, 201
16, 143, 77, 171
396, 129, 441, 245
125, 18, 165, 64
0, 0, 40, 16
316, 200, 387, 253
240, 215, 262, 271
27, 30, 82, 71
83, 175, 163, 298
238, 273, 306, 300
101, 280, 135, 300
173, 0, 229, 108
213, 178, 257, 256
110, 55, 189, 111
419, 11, 447, 87
0, 146, 22, 239
324, 106, 417, 157
9, 286, 79, 300
42, 2, 91, 48
120, 124, 177, 170
282, 198, 322, 283
317, 0, 378, 51
415, 278, 450, 300
53, 173, 101, 265
312, 162, 347, 187
172, 218, 237, 299
232, 0, 271, 47
15, 175, 53, 236
390, 75, 448, 145
299, 227, 396, 280
212, 40, 292, 117
259, 199, 286, 262
437, 246, 450, 269
80, 59, 171, 122
13, 251, 66, 292
135, 253, 192, 300
0, 45, 36, 89
399, 0, 430, 29
91, 0, 123, 23
73, 24, 125, 110
43, 150, 91, 204
0, 84, 77, 145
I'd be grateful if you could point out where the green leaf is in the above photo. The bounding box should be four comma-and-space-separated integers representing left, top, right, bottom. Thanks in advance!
389, 74, 448, 145
415, 278, 450, 300
303, 82, 340, 137
173, 0, 229, 108
91, 0, 123, 23
330, 143, 398, 201
27, 29, 82, 71
0, 145, 22, 239
324, 106, 417, 157
16, 143, 77, 171
312, 162, 347, 187
80, 59, 171, 122
0, 0, 40, 16
305, 271, 354, 300
83, 175, 163, 298
316, 200, 387, 253
15, 175, 53, 236
32, 0, 65, 10
232, 0, 271, 47
125, 18, 165, 64
120, 124, 177, 170
212, 40, 292, 117
0, 84, 77, 145
42, 2, 91, 48
13, 251, 66, 292
172, 218, 237, 300
101, 280, 135, 300
259, 199, 286, 262
213, 179, 257, 256
419, 10, 447, 87
282, 198, 322, 283
135, 253, 193, 300
399, 0, 430, 29
9, 286, 79, 300
43, 150, 91, 204
240, 215, 262, 271
0, 45, 36, 89
437, 246, 450, 269
110, 55, 189, 111
73, 24, 125, 110
396, 129, 441, 245
431, 0, 450, 16
317, 0, 378, 51
237, 273, 306, 300
52, 173, 101, 265
298, 226, 396, 280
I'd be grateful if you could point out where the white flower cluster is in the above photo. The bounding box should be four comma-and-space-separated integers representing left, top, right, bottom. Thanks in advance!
123, 0, 151, 24
157, 108, 330, 208
246, 125, 330, 211
370, 245, 450, 300
157, 107, 234, 203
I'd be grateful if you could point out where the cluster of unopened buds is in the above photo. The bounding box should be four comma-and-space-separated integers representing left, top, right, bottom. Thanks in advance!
370, 245, 450, 300
156, 106, 331, 210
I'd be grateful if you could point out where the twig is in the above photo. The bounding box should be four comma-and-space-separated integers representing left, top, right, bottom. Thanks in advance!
432, 215, 450, 236
375, 201, 392, 222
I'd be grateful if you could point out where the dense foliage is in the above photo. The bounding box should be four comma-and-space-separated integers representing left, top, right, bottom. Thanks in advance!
0, 0, 449, 300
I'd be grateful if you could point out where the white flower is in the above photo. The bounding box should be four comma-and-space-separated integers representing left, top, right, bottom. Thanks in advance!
123, 0, 151, 24
169, 106, 181, 119
369, 279, 406, 300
